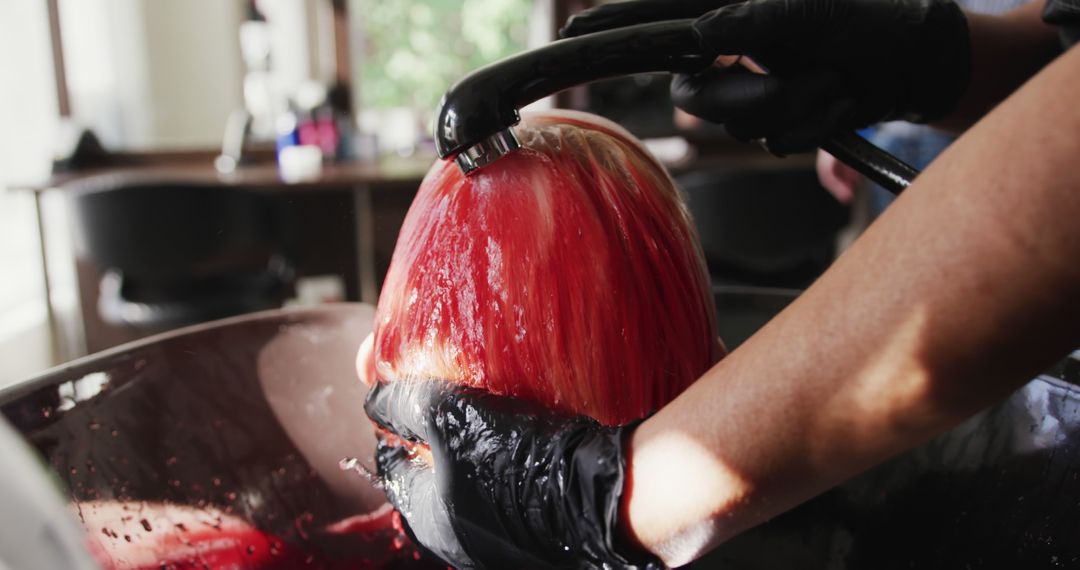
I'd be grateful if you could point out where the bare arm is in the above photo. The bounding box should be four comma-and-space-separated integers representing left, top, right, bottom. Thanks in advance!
939, 1, 1061, 131
627, 42, 1080, 567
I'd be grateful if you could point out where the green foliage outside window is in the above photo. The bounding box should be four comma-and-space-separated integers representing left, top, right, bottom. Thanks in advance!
353, 0, 531, 115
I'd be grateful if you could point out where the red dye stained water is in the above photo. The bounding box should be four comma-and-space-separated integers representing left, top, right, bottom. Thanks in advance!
83, 502, 429, 569
373, 110, 722, 424
78, 498, 432, 570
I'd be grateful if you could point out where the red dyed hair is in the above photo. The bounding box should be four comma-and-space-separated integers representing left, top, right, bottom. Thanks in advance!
373, 110, 721, 425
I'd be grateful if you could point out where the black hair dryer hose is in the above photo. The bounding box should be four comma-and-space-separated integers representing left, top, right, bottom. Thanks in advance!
433, 20, 917, 195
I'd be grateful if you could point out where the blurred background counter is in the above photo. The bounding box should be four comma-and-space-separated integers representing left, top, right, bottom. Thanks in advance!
15, 152, 431, 355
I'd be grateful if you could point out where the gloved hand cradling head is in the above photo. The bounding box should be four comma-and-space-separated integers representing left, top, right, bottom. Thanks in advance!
359, 110, 723, 568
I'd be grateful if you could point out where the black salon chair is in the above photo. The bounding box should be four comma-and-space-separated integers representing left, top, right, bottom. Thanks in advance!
69, 176, 295, 330
678, 166, 851, 290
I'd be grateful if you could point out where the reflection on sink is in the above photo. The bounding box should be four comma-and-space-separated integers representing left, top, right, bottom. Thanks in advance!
0, 304, 437, 569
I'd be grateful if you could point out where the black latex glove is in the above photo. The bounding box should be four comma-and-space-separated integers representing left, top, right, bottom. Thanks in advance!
562, 0, 971, 155
363, 379, 660, 570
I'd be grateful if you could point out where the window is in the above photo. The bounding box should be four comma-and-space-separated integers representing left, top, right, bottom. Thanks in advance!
348, 0, 541, 152
57, 0, 245, 151
0, 0, 62, 385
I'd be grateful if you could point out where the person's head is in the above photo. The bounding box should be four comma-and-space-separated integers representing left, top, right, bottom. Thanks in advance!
366, 110, 721, 424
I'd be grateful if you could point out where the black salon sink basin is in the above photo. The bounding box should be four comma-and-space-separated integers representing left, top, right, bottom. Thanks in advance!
0, 304, 431, 569
2, 302, 1079, 569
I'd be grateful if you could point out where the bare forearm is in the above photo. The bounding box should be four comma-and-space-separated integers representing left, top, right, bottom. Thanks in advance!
628, 44, 1080, 567
939, 2, 1061, 131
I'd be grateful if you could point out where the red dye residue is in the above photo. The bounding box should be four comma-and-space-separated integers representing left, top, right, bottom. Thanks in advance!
373, 109, 722, 425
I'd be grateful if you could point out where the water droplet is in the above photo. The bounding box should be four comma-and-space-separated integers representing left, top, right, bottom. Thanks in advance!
211, 477, 222, 487
41, 407, 51, 418
270, 541, 282, 556
246, 545, 256, 555
339, 457, 383, 488
88, 421, 101, 431
165, 456, 178, 466
70, 467, 78, 475
295, 513, 312, 540
340, 457, 358, 471
226, 492, 238, 501
110, 429, 119, 437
